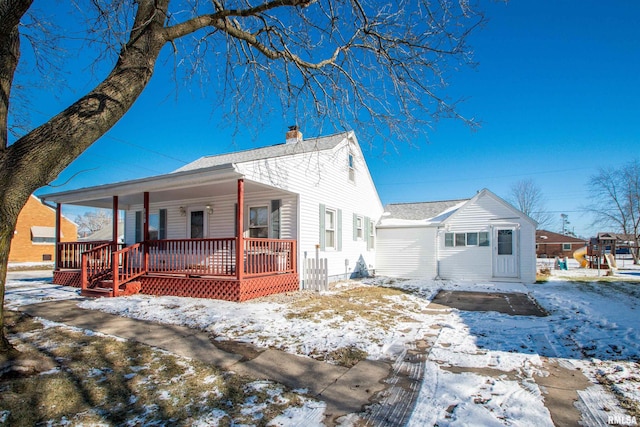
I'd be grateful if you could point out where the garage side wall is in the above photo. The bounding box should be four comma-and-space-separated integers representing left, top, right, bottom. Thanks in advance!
438, 193, 537, 283
375, 226, 437, 279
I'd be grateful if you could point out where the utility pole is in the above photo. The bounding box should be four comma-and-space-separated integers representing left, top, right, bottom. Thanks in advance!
561, 213, 570, 235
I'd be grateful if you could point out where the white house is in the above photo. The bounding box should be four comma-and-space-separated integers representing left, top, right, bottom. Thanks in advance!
41, 128, 383, 299
375, 189, 537, 283
164, 127, 383, 281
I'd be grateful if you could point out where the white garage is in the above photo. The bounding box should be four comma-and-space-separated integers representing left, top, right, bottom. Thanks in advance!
375, 189, 537, 283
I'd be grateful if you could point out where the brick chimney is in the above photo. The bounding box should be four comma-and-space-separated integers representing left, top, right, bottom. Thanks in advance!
285, 125, 302, 144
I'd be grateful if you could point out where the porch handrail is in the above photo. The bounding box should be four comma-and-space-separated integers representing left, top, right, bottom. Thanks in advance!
80, 242, 116, 292
146, 238, 237, 277
243, 238, 297, 278
57, 240, 111, 270
112, 243, 145, 297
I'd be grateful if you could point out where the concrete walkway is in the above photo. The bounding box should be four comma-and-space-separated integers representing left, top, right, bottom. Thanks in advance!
17, 294, 594, 426
18, 299, 391, 425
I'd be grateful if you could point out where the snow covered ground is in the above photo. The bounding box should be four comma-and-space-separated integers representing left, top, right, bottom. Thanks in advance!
5, 264, 640, 426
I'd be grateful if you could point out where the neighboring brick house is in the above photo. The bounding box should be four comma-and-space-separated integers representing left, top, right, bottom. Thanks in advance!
536, 229, 587, 258
9, 195, 78, 263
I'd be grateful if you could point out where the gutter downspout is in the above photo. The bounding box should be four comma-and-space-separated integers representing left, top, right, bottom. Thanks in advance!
435, 226, 443, 279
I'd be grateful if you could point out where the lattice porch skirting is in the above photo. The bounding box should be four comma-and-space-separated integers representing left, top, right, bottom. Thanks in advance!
140, 274, 299, 302
52, 270, 299, 302
53, 270, 83, 288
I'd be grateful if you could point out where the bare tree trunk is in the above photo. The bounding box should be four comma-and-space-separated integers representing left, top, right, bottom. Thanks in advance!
0, 0, 34, 355
0, 0, 169, 355
0, 0, 485, 356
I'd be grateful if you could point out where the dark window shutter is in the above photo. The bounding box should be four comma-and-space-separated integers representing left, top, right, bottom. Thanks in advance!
319, 204, 326, 251
270, 200, 281, 239
337, 209, 342, 251
135, 211, 142, 243
353, 213, 358, 241
159, 209, 167, 240
234, 204, 238, 237
364, 217, 370, 250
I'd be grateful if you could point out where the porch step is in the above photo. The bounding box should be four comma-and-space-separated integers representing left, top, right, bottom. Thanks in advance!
80, 287, 115, 298
81, 281, 142, 298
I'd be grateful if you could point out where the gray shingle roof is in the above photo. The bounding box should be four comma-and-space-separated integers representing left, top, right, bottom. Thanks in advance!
383, 199, 469, 221
173, 132, 349, 173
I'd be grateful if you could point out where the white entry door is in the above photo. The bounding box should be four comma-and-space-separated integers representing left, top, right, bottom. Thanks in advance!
493, 227, 519, 278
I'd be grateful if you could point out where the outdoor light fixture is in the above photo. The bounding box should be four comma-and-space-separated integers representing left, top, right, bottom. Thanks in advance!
179, 206, 186, 216
206, 204, 213, 214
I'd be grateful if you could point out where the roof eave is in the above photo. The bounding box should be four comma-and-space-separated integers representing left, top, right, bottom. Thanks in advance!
41, 163, 240, 205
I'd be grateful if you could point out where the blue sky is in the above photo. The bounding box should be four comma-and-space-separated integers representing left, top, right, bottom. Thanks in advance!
26, 1, 640, 238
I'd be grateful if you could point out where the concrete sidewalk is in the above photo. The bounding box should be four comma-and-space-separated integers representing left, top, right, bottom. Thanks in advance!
18, 299, 391, 425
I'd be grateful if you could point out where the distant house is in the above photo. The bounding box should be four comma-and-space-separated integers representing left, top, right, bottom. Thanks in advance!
41, 128, 383, 300
535, 230, 587, 258
9, 195, 78, 263
79, 220, 125, 243
375, 189, 537, 283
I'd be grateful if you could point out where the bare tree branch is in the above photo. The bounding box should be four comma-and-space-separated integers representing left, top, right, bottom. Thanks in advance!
508, 179, 552, 228
0, 0, 487, 354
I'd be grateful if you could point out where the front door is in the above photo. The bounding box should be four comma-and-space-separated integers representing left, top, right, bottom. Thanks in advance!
493, 227, 519, 278
189, 209, 206, 239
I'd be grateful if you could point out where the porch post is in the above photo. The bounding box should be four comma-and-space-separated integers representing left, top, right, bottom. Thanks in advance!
112, 196, 119, 245
55, 203, 62, 271
236, 179, 244, 280
112, 195, 119, 296
143, 191, 149, 272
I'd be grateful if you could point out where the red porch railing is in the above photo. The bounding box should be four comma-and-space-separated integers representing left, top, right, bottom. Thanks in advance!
57, 241, 111, 269
147, 238, 237, 276
112, 243, 145, 297
62, 237, 297, 296
80, 242, 117, 292
244, 238, 296, 277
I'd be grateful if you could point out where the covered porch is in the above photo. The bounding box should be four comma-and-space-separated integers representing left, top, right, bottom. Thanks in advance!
44, 169, 300, 302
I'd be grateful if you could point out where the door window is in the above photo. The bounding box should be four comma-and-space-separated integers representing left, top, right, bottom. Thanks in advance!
190, 210, 204, 239
497, 229, 513, 255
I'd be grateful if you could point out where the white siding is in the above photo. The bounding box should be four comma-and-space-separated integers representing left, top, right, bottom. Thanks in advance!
518, 220, 537, 283
375, 227, 437, 279
124, 193, 298, 244
120, 133, 383, 281
437, 195, 499, 281
439, 192, 536, 283
236, 135, 383, 279
375, 190, 537, 284
437, 229, 493, 281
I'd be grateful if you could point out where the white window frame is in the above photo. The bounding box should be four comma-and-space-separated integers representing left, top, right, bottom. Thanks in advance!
248, 205, 269, 238
348, 151, 356, 182
562, 243, 572, 251
147, 209, 167, 241
356, 216, 364, 240
325, 208, 336, 249
444, 231, 490, 248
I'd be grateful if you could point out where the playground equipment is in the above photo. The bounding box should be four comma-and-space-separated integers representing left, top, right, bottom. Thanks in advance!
604, 253, 618, 271
554, 257, 568, 270
573, 246, 589, 268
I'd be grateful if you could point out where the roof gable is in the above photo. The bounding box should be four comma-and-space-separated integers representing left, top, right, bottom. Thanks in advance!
442, 189, 537, 227
379, 189, 537, 228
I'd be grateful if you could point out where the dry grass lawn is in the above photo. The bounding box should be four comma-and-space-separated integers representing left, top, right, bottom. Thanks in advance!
285, 285, 423, 327
0, 311, 304, 426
